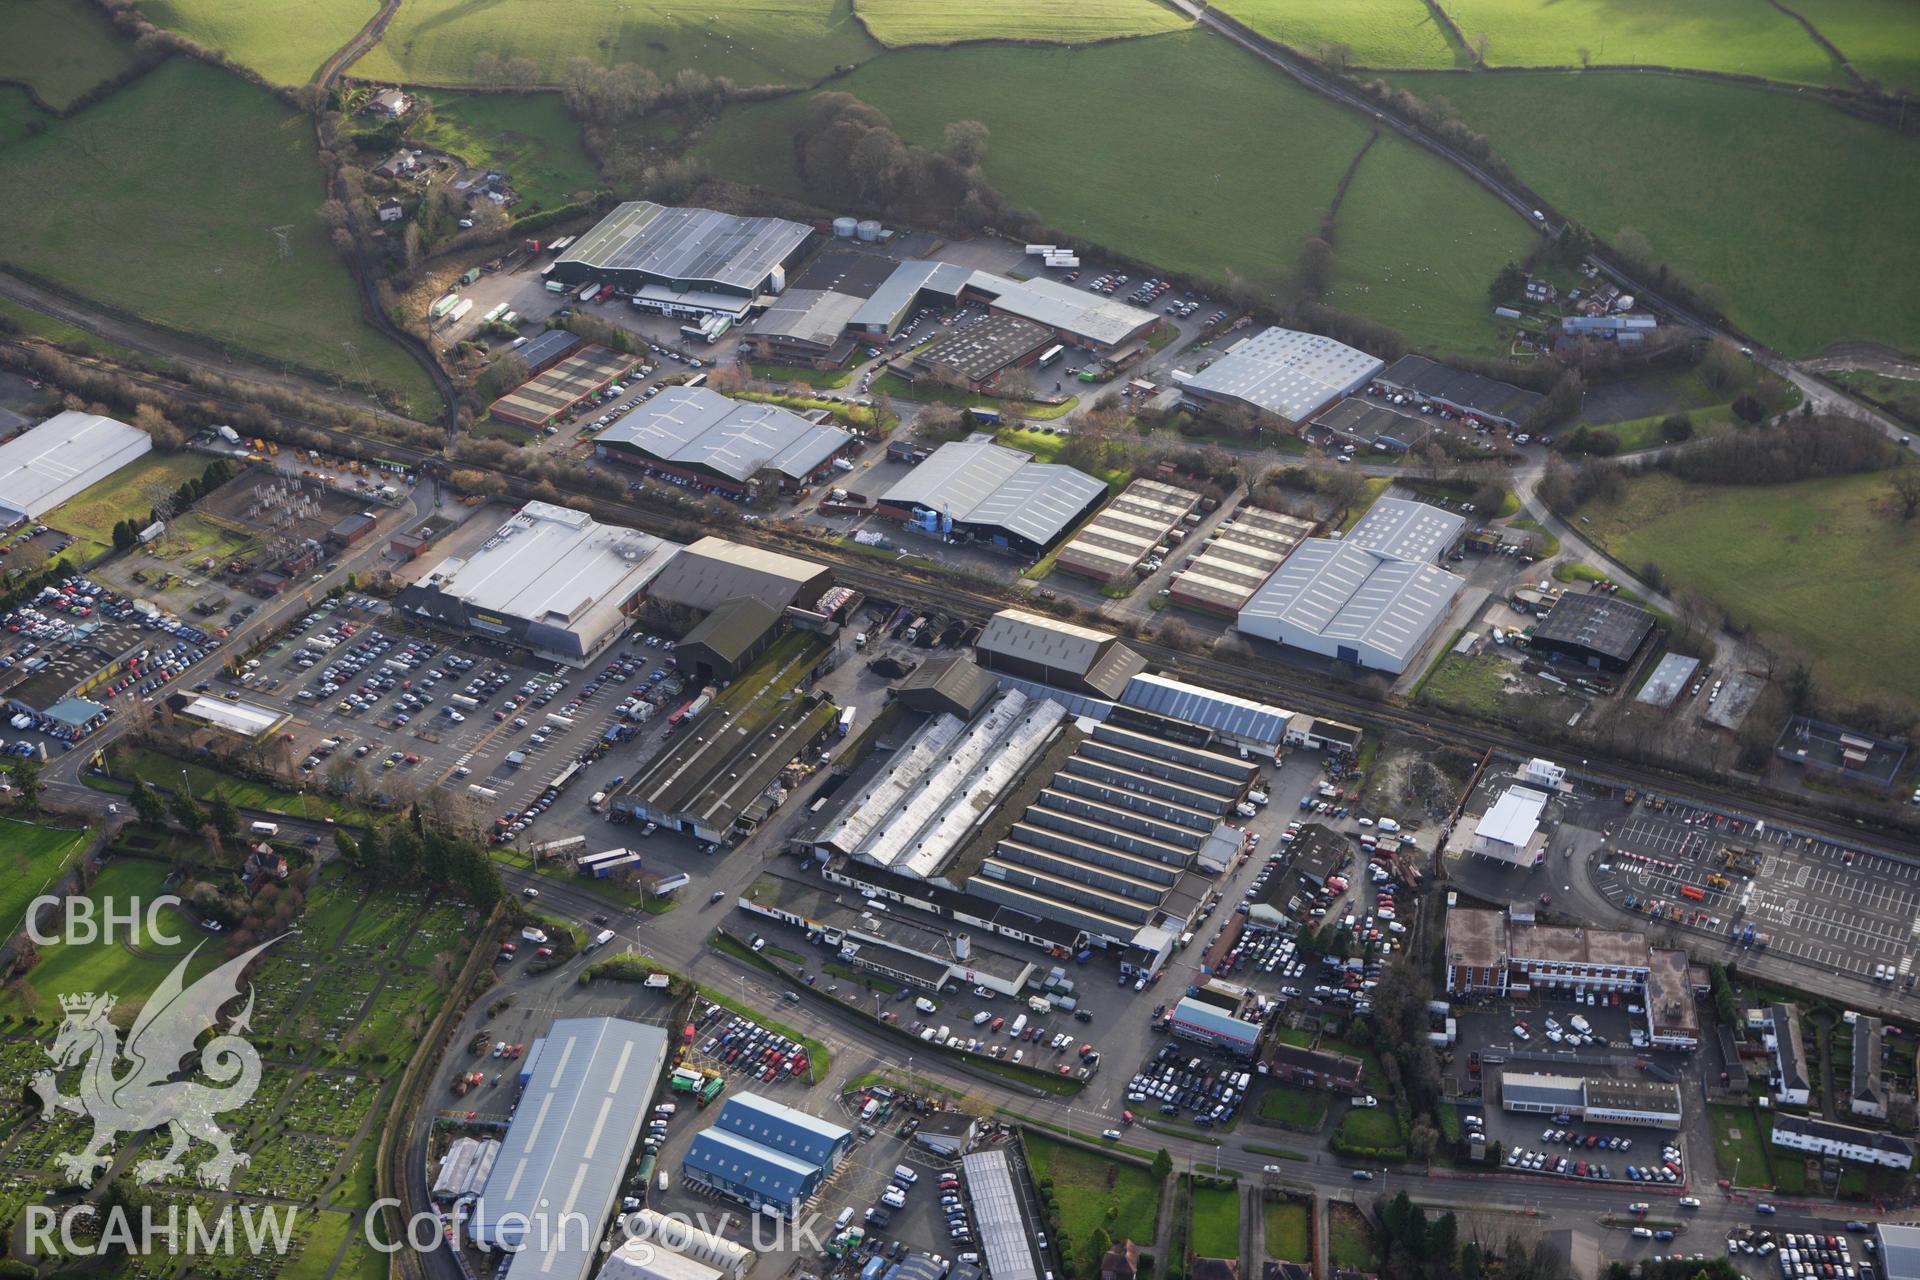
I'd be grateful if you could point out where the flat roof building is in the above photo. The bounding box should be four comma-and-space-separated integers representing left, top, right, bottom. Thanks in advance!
1115, 673, 1291, 757
1167, 506, 1316, 617
1177, 328, 1383, 426
1499, 1072, 1679, 1127
876, 439, 1109, 555
0, 411, 152, 523
1373, 355, 1543, 428
1645, 947, 1700, 1050
1168, 995, 1264, 1056
1470, 785, 1551, 867
177, 694, 290, 740
911, 314, 1051, 389
1445, 906, 1511, 996
973, 608, 1146, 699
396, 501, 677, 665
491, 345, 643, 428
1879, 1225, 1920, 1280
1053, 479, 1203, 585
747, 288, 867, 364
644, 537, 831, 617
597, 387, 853, 494
1307, 397, 1431, 453
552, 202, 812, 304
1529, 592, 1655, 674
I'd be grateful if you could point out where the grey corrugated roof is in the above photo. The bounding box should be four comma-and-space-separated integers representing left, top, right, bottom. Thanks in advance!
680, 596, 780, 664
645, 537, 829, 614
1377, 354, 1543, 421
519, 328, 583, 370
961, 1149, 1041, 1280
976, 609, 1118, 675
1499, 1071, 1585, 1108
896, 655, 998, 718
879, 440, 1107, 546
0, 411, 152, 520
852, 260, 973, 330
752, 288, 865, 346
1879, 1225, 1920, 1280
684, 1127, 817, 1203
1239, 541, 1463, 665
559, 202, 810, 292
1118, 673, 1290, 748
600, 387, 851, 484
1181, 328, 1382, 421
1345, 497, 1467, 562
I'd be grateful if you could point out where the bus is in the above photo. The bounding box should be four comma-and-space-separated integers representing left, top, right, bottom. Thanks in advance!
1037, 344, 1064, 368
468, 783, 499, 799
1678, 884, 1706, 902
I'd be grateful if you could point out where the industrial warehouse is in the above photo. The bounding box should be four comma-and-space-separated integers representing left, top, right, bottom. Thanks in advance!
1164, 505, 1315, 616
489, 344, 643, 429
595, 386, 854, 494
1306, 396, 1433, 453
682, 1093, 852, 1218
1372, 354, 1543, 428
1527, 590, 1657, 674
1176, 327, 1383, 425
910, 314, 1053, 391
851, 260, 1157, 351
875, 438, 1109, 554
1237, 497, 1467, 673
549, 202, 814, 319
1052, 479, 1203, 585
972, 608, 1146, 698
396, 501, 680, 664
0, 410, 152, 524
640, 535, 832, 616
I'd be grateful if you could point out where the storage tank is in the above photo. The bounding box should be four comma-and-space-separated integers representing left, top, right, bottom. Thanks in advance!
856, 219, 881, 242
833, 216, 858, 238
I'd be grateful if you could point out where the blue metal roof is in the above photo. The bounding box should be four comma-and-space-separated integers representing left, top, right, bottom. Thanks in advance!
685, 1127, 818, 1203
1118, 673, 1290, 748
713, 1092, 850, 1168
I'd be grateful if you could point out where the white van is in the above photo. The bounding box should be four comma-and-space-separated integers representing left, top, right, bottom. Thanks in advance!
893, 1165, 918, 1186
915, 997, 938, 1014
834, 1207, 854, 1231
1010, 1014, 1029, 1036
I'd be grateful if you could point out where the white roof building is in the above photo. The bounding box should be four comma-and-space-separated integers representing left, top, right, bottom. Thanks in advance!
1177, 327, 1383, 424
1472, 785, 1551, 866
179, 695, 288, 738
600, 1244, 721, 1280
597, 387, 851, 488
0, 411, 152, 522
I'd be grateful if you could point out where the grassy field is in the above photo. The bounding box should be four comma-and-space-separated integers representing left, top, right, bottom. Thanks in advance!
752, 362, 856, 389
407, 92, 597, 210
0, 59, 438, 413
1216, 0, 1459, 65
114, 744, 364, 823
1793, 0, 1920, 91
355, 0, 880, 89
1326, 131, 1535, 356
872, 372, 1077, 419
3, 0, 141, 109
5, 860, 207, 1015
1189, 1182, 1242, 1257
1025, 1132, 1162, 1280
0, 818, 91, 937
1330, 1201, 1381, 1270
854, 0, 1190, 46
1386, 72, 1920, 357
39, 450, 212, 547
1264, 1197, 1312, 1261
1574, 469, 1920, 705
0, 294, 139, 360
1256, 1084, 1331, 1131
139, 0, 378, 84
693, 34, 1525, 352
1335, 1104, 1407, 1151
1439, 0, 1844, 83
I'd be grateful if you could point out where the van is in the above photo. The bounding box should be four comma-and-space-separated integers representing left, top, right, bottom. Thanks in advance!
658, 1171, 669, 1193
1377, 817, 1401, 833
1010, 1014, 1029, 1037
589, 791, 608, 811
835, 1207, 854, 1231
893, 1165, 918, 1186
915, 997, 938, 1014
249, 821, 279, 837
1027, 996, 1052, 1013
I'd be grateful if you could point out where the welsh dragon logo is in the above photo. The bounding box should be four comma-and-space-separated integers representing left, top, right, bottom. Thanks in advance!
31, 938, 280, 1189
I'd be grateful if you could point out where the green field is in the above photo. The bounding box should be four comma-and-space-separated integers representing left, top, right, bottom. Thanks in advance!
6, 860, 207, 1015
1264, 1197, 1312, 1261
1190, 1182, 1241, 1257
0, 59, 438, 412
355, 0, 880, 89
1025, 1132, 1162, 1280
1325, 132, 1535, 355
1440, 0, 1844, 82
407, 92, 597, 211
139, 0, 378, 84
114, 745, 363, 823
1792, 0, 1920, 91
854, 0, 1190, 46
0, 294, 139, 360
1708, 1104, 1771, 1185
3, 0, 141, 109
0, 819, 91, 937
1574, 469, 1920, 706
1216, 0, 1459, 65
1330, 1201, 1381, 1270
1388, 72, 1920, 357
694, 35, 1526, 351
40, 450, 212, 547
1256, 1084, 1331, 1131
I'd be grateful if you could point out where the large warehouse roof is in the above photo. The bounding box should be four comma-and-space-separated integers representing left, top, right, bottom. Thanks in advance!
712, 1093, 850, 1168
490, 345, 638, 427
415, 502, 677, 632
1179, 327, 1383, 422
644, 536, 829, 614
1531, 591, 1656, 665
1054, 479, 1200, 582
468, 1018, 668, 1280
1344, 496, 1466, 563
967, 273, 1155, 348
751, 288, 866, 348
878, 439, 1108, 548
961, 1149, 1041, 1280
683, 1127, 818, 1203
975, 608, 1145, 695
1118, 673, 1291, 750
557, 202, 811, 292
0, 411, 152, 521
1377, 354, 1543, 423
600, 387, 851, 485
1240, 540, 1464, 668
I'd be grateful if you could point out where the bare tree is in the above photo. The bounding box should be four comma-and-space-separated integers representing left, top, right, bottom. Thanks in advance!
1888, 469, 1920, 520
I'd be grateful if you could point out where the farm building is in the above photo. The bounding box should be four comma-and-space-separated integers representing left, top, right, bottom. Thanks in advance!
973, 608, 1145, 698
682, 1094, 851, 1217
489, 345, 642, 429
1306, 396, 1432, 453
1528, 591, 1655, 674
516, 328, 585, 376
910, 313, 1052, 390
396, 501, 678, 665
875, 438, 1108, 555
1371, 355, 1542, 428
465, 1018, 668, 1280
1237, 499, 1467, 674
549, 202, 813, 319
1167, 506, 1315, 616
644, 536, 832, 616
675, 597, 782, 682
0, 411, 152, 524
1175, 327, 1382, 426
596, 387, 854, 495
850, 260, 1155, 351
1053, 479, 1202, 584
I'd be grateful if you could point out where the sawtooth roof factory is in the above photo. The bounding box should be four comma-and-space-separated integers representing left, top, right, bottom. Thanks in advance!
596, 386, 855, 495
397, 501, 679, 664
1053, 479, 1203, 585
876, 438, 1108, 555
490, 344, 643, 429
1238, 497, 1466, 674
1176, 327, 1383, 426
1166, 506, 1315, 617
549, 202, 813, 320
0, 410, 152, 525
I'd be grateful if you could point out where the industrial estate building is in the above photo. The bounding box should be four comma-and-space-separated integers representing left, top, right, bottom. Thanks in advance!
682, 1093, 851, 1217
1053, 479, 1202, 584
1238, 498, 1466, 673
1498, 1071, 1682, 1128
1469, 784, 1552, 867
465, 1018, 668, 1280
1306, 397, 1432, 453
1166, 507, 1315, 616
911, 314, 1052, 390
961, 1149, 1044, 1280
0, 411, 152, 525
642, 536, 832, 617
875, 439, 1109, 554
1528, 591, 1656, 674
1372, 355, 1542, 428
396, 501, 678, 664
516, 327, 585, 376
973, 608, 1146, 698
550, 202, 813, 319
894, 654, 999, 721
596, 387, 854, 494
851, 260, 1157, 352
1176, 328, 1383, 425
675, 597, 782, 682
490, 344, 643, 429
1115, 673, 1292, 758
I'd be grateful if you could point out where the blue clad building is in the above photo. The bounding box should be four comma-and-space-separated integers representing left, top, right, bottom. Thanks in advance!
683, 1094, 852, 1218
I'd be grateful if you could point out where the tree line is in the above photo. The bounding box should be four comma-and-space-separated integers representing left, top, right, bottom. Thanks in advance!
110, 458, 234, 548
332, 811, 504, 910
